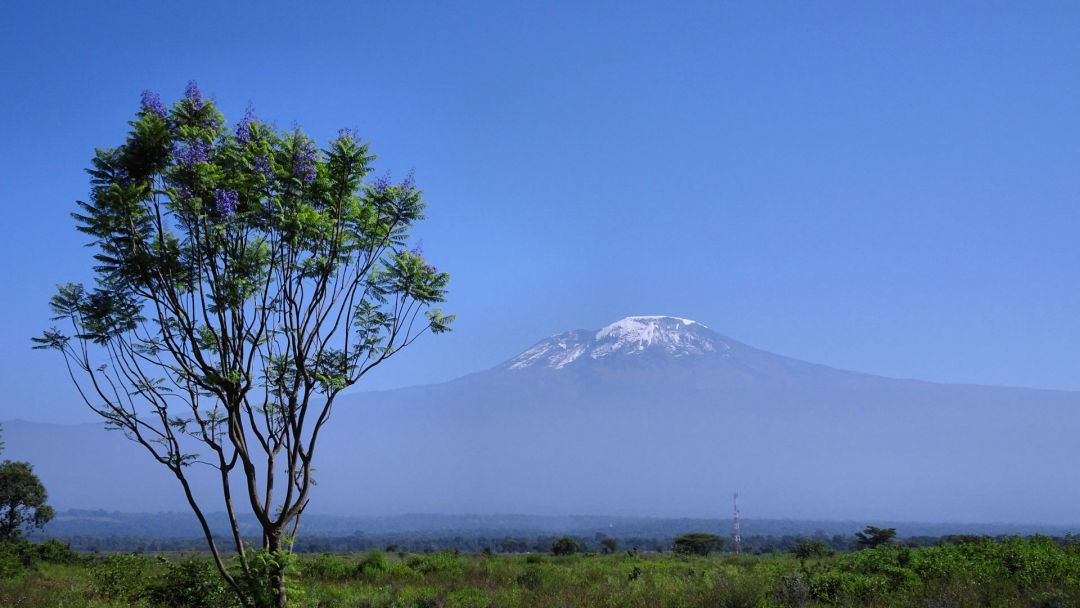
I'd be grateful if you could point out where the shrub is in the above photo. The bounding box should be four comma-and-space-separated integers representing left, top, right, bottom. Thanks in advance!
552, 536, 579, 556
515, 563, 549, 589
90, 552, 151, 600
149, 557, 235, 608
672, 532, 724, 556
302, 552, 353, 581
357, 548, 389, 576
36, 538, 79, 564
446, 587, 489, 608
0, 549, 25, 578
407, 551, 464, 576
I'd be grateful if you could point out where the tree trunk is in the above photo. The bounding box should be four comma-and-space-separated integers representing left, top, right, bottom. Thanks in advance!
266, 529, 289, 608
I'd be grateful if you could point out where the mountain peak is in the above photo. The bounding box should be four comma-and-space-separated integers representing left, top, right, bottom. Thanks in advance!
506, 316, 724, 370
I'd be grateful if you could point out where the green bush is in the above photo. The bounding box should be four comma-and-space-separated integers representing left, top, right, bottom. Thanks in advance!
0, 550, 25, 578
407, 551, 463, 576
672, 533, 724, 556
90, 552, 151, 600
149, 557, 235, 608
302, 552, 353, 581
551, 536, 579, 556
515, 563, 549, 589
357, 548, 390, 576
35, 538, 79, 564
446, 587, 489, 608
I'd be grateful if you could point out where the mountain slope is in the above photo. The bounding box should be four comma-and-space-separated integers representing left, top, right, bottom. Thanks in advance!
7, 316, 1079, 523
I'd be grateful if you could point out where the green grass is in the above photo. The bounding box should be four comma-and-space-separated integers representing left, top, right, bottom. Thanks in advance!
4, 537, 1080, 607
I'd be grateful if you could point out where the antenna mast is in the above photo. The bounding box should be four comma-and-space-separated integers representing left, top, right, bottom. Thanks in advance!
733, 491, 742, 554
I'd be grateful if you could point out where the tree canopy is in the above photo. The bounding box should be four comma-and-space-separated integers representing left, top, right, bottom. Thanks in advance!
855, 526, 897, 549
0, 460, 54, 542
35, 82, 451, 608
672, 532, 724, 556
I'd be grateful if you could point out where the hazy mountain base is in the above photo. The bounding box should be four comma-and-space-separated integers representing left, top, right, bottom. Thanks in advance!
27, 510, 1080, 553
12, 317, 1080, 523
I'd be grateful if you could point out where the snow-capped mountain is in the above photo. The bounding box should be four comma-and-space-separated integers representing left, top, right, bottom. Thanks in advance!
11, 316, 1080, 523
506, 315, 730, 370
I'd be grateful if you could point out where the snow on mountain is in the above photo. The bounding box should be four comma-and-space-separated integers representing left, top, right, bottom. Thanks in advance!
506, 316, 730, 370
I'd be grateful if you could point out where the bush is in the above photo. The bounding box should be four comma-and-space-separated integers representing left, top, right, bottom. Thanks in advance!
149, 557, 235, 608
357, 548, 389, 576
302, 552, 353, 581
90, 552, 151, 600
0, 549, 25, 578
36, 538, 79, 564
552, 536, 579, 556
672, 532, 724, 556
446, 587, 489, 608
407, 551, 463, 576
515, 563, 549, 589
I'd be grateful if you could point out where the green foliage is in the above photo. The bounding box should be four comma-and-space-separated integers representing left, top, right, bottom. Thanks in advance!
794, 538, 833, 561
406, 551, 464, 576
445, 587, 489, 608
90, 552, 151, 600
672, 532, 724, 556
36, 82, 454, 608
356, 548, 390, 576
36, 538, 79, 564
0, 544, 26, 579
10, 538, 1080, 608
149, 556, 237, 608
600, 538, 618, 554
300, 552, 353, 581
855, 525, 897, 549
235, 548, 303, 608
515, 563, 550, 589
0, 539, 80, 580
0, 461, 54, 542
551, 536, 580, 556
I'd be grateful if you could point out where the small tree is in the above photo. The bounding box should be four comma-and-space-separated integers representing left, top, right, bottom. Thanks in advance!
793, 538, 832, 572
855, 526, 897, 549
0, 460, 55, 542
551, 536, 580, 555
672, 532, 724, 556
35, 82, 451, 608
600, 537, 618, 554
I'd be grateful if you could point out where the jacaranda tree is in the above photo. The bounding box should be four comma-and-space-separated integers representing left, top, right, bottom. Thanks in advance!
35, 82, 451, 607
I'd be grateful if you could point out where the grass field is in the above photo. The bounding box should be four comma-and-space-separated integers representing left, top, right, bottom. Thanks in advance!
3, 536, 1080, 607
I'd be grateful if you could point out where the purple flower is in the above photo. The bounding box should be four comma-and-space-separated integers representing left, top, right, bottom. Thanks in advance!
410, 244, 424, 258
176, 185, 194, 203
293, 140, 317, 184
185, 80, 204, 109
371, 172, 392, 193
401, 169, 416, 190
337, 127, 353, 140
254, 153, 272, 178
171, 139, 212, 168
236, 106, 257, 146
140, 90, 167, 118
114, 167, 130, 186
215, 188, 239, 215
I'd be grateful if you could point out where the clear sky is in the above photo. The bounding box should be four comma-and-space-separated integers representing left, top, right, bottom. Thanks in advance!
3, 2, 1080, 423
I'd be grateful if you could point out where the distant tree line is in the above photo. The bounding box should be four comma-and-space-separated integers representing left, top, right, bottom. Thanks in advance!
29, 528, 1080, 556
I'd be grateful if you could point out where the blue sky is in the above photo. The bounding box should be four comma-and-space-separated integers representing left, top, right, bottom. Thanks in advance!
3, 1, 1080, 423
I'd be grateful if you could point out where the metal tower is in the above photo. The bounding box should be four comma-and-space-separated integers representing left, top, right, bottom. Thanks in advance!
733, 492, 742, 554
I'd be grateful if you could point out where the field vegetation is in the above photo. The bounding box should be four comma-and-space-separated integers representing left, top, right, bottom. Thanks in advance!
3, 534, 1080, 607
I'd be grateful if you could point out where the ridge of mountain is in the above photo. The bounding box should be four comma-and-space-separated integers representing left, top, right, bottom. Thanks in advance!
8, 316, 1080, 523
